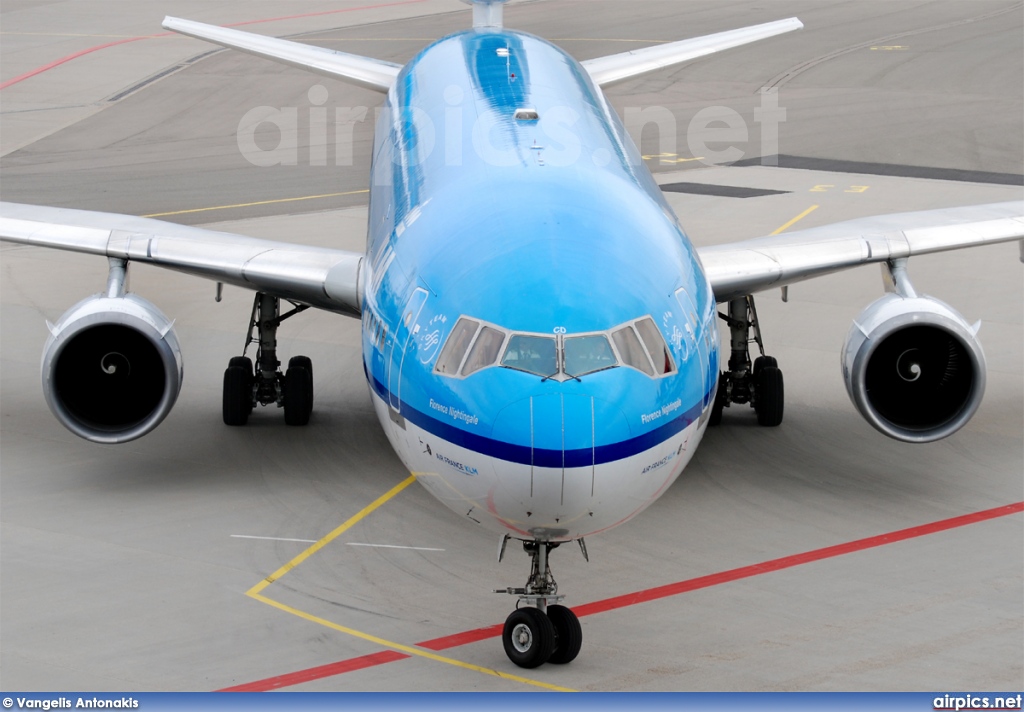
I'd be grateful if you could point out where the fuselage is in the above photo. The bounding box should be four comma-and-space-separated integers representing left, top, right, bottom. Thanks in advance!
360, 27, 719, 542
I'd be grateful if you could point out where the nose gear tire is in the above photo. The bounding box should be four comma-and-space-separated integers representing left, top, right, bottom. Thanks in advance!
503, 607, 555, 668
546, 604, 582, 664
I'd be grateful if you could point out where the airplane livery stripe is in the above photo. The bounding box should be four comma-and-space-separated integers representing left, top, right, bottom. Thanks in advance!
369, 374, 706, 467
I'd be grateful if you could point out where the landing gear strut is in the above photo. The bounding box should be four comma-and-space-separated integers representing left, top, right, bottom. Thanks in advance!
222, 292, 313, 426
496, 540, 582, 668
710, 295, 784, 427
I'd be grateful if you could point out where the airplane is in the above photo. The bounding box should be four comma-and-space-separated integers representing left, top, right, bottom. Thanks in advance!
1, 0, 1022, 669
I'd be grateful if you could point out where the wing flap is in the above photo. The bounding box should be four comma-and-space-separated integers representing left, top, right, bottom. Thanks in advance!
0, 202, 363, 317
162, 16, 401, 93
699, 201, 1024, 302
582, 18, 803, 88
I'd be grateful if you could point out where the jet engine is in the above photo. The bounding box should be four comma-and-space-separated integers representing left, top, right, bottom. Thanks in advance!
41, 293, 183, 444
842, 293, 986, 443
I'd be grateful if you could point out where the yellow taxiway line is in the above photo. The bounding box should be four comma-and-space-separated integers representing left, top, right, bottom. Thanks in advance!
771, 204, 819, 235
244, 473, 574, 691
142, 189, 369, 219
247, 474, 416, 596
249, 591, 575, 692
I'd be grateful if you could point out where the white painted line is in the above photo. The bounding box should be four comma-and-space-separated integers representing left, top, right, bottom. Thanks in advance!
231, 535, 318, 543
346, 543, 446, 552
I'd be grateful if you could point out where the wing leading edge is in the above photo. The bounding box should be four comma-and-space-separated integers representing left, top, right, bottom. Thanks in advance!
0, 202, 363, 317
162, 17, 401, 93
698, 201, 1024, 303
582, 17, 804, 88
159, 15, 802, 93
6, 200, 1019, 318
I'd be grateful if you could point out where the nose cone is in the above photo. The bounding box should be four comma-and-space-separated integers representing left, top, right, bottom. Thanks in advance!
490, 387, 632, 540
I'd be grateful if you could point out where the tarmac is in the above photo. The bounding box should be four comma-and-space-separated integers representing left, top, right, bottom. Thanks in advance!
1, 0, 1021, 692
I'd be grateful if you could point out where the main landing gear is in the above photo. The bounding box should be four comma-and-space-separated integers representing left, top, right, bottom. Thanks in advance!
222, 292, 314, 426
710, 295, 784, 427
496, 539, 583, 668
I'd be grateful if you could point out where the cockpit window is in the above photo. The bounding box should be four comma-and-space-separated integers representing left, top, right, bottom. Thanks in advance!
611, 325, 655, 376
462, 326, 505, 376
434, 314, 677, 380
563, 335, 617, 377
636, 317, 675, 375
501, 335, 558, 377
435, 317, 478, 374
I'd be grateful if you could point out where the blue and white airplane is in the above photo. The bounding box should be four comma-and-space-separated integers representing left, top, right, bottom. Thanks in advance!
2, 0, 1022, 668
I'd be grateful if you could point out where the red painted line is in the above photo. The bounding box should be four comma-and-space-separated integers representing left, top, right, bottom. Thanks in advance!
573, 500, 1024, 617
418, 623, 504, 652
224, 0, 429, 28
223, 501, 1023, 691
219, 650, 409, 692
0, 37, 147, 90
0, 0, 427, 91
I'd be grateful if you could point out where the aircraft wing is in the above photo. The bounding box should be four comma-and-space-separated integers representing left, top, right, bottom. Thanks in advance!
161, 15, 802, 94
698, 201, 1024, 303
582, 17, 803, 88
162, 17, 401, 93
0, 202, 363, 317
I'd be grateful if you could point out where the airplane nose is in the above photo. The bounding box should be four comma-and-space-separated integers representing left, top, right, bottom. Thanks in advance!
532, 394, 584, 466
491, 390, 632, 539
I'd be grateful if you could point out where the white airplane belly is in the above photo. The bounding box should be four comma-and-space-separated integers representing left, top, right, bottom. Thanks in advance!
370, 388, 708, 540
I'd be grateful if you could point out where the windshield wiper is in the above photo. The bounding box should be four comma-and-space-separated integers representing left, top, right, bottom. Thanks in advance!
542, 370, 580, 383
567, 364, 615, 379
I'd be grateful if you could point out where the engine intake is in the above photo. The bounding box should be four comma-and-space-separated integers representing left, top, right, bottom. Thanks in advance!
842, 294, 985, 443
42, 294, 183, 444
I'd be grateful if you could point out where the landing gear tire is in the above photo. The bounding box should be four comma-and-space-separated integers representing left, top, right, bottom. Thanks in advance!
708, 374, 727, 427
288, 355, 313, 407
503, 607, 555, 669
754, 365, 784, 427
223, 357, 254, 426
546, 604, 582, 665
752, 355, 777, 380
284, 360, 313, 426
229, 356, 253, 372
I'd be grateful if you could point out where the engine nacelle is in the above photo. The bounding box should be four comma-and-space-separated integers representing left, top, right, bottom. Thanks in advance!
842, 294, 985, 443
41, 294, 184, 444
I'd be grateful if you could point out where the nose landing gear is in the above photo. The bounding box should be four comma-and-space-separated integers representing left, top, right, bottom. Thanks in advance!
496, 539, 583, 668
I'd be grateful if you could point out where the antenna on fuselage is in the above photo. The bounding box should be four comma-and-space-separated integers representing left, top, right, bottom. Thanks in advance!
462, 0, 510, 29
